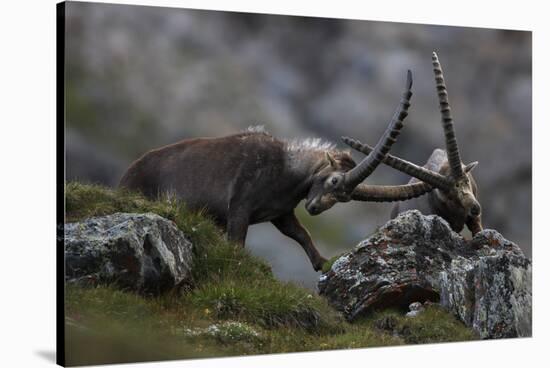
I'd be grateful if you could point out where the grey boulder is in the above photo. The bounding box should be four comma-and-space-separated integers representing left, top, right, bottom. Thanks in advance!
318, 210, 531, 339
65, 212, 193, 294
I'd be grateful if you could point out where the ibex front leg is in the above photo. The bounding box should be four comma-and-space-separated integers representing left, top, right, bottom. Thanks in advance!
272, 212, 328, 271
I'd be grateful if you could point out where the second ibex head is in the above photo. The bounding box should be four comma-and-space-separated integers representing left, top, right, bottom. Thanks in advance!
342, 52, 483, 235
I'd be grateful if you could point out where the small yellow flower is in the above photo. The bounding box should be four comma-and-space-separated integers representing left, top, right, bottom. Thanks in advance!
204, 308, 211, 315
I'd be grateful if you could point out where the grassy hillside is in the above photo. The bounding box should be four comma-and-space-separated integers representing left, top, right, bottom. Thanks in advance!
64, 182, 477, 366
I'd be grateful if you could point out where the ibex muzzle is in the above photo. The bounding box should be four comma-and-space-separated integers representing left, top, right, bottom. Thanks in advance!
120, 71, 422, 271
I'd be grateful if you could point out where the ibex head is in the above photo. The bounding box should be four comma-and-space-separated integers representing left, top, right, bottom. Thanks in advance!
428, 52, 482, 233
305, 151, 355, 215
436, 152, 481, 233
305, 70, 414, 215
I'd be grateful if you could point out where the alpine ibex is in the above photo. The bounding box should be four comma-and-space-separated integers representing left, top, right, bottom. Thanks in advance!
120, 71, 431, 270
343, 52, 482, 235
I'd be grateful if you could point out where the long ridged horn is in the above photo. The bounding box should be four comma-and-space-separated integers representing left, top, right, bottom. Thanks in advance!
344, 70, 413, 191
432, 51, 464, 178
342, 136, 453, 190
351, 182, 434, 202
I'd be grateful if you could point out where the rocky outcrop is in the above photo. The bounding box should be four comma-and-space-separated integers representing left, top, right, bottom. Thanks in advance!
65, 213, 194, 295
318, 210, 531, 339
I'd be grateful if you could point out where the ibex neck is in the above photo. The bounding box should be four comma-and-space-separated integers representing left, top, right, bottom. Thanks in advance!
429, 188, 465, 232
286, 149, 327, 186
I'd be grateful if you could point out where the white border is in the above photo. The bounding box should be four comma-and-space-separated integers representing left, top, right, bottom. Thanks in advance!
0, 0, 547, 367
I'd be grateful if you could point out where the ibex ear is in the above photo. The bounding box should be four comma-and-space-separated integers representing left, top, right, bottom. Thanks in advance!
464, 161, 479, 173
325, 152, 337, 168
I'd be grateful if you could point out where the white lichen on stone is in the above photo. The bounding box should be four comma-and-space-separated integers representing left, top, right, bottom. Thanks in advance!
183, 321, 261, 342
330, 254, 352, 274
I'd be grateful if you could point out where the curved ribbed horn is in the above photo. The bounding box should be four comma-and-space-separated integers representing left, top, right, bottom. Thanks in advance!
351, 182, 434, 202
342, 136, 452, 190
343, 70, 413, 191
432, 51, 464, 178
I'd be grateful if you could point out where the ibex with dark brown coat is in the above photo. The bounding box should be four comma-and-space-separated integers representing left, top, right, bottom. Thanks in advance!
120, 71, 430, 270
343, 52, 482, 235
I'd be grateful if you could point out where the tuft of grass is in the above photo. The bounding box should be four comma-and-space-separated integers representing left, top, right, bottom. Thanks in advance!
365, 306, 478, 344
190, 235, 274, 285
188, 279, 344, 333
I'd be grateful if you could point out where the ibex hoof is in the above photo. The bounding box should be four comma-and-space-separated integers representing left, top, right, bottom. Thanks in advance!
314, 257, 329, 272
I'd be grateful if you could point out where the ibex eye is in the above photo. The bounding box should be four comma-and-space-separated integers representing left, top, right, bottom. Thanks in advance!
331, 177, 338, 185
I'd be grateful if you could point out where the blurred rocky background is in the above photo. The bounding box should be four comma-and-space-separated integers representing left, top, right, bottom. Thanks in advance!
65, 2, 532, 289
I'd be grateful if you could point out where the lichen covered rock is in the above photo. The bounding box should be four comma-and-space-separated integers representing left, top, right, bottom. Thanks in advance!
65, 212, 194, 294
318, 210, 531, 339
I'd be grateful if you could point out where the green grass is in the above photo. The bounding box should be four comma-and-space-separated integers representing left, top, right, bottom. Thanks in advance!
365, 307, 478, 344
65, 285, 225, 365
64, 182, 478, 366
188, 279, 343, 333
65, 285, 476, 365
